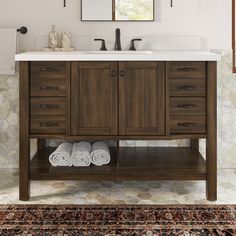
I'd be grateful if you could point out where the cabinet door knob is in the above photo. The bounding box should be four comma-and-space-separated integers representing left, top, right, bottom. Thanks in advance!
119, 71, 126, 77
110, 71, 117, 77
177, 122, 197, 128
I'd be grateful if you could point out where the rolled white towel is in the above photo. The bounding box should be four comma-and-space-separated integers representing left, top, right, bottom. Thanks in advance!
91, 142, 111, 166
49, 143, 73, 167
72, 142, 92, 167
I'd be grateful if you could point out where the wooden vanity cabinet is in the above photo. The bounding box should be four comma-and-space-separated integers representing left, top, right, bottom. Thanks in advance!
19, 60, 217, 202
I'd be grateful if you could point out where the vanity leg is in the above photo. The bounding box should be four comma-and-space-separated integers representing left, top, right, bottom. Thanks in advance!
19, 62, 30, 201
206, 62, 217, 201
19, 138, 30, 201
37, 139, 46, 150
190, 139, 199, 152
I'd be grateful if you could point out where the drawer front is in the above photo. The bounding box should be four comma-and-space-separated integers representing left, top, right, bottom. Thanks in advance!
170, 79, 206, 96
170, 116, 206, 134
30, 97, 66, 115
170, 97, 206, 116
30, 62, 66, 78
30, 116, 66, 134
168, 62, 206, 79
30, 78, 67, 96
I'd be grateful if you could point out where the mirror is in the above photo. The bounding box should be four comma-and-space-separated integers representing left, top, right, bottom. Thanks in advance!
81, 0, 113, 21
81, 0, 155, 21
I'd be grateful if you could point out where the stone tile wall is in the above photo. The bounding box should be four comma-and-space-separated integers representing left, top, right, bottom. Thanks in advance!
0, 50, 235, 168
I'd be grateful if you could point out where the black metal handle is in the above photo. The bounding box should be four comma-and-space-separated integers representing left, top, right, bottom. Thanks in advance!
39, 104, 60, 109
119, 71, 126, 77
94, 39, 107, 51
40, 67, 60, 72
129, 38, 142, 51
177, 67, 196, 72
40, 122, 59, 127
177, 122, 197, 128
111, 71, 117, 77
177, 104, 196, 109
177, 85, 195, 91
40, 86, 59, 91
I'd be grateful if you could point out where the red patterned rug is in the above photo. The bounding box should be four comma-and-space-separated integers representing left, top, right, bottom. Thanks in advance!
0, 205, 235, 235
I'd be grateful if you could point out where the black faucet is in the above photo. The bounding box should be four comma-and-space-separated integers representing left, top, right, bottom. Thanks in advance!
115, 28, 122, 51
129, 39, 142, 51
94, 39, 107, 51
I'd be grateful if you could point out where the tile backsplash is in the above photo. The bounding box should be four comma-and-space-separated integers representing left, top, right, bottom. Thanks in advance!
0, 49, 235, 168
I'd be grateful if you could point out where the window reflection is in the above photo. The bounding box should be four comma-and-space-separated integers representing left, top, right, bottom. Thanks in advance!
115, 0, 154, 21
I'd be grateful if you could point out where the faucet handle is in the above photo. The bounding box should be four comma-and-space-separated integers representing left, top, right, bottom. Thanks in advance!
129, 38, 142, 51
94, 39, 107, 51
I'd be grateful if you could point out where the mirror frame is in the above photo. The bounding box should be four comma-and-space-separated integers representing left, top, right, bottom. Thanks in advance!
81, 0, 155, 22
233, 0, 236, 72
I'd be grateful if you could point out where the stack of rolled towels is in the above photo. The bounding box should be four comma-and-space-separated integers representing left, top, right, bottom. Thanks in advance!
49, 141, 111, 167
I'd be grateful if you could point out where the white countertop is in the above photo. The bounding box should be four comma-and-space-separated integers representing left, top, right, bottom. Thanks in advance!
15, 50, 221, 61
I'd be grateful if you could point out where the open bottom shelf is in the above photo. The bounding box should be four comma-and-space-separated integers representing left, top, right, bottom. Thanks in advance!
30, 147, 206, 181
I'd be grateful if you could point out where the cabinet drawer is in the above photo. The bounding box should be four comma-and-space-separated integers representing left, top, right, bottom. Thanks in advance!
170, 97, 206, 116
168, 62, 206, 79
30, 97, 66, 115
170, 116, 206, 134
170, 79, 206, 96
30, 116, 66, 134
30, 78, 67, 96
30, 62, 66, 78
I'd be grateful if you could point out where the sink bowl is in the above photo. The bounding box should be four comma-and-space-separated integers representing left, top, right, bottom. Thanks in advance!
82, 51, 154, 54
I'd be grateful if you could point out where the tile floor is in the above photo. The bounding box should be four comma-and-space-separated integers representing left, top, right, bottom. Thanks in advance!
0, 168, 235, 204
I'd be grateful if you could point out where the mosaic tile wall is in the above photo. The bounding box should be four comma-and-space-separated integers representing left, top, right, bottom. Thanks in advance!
0, 50, 235, 168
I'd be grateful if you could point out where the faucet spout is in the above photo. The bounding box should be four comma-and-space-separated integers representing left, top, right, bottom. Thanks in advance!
115, 28, 122, 51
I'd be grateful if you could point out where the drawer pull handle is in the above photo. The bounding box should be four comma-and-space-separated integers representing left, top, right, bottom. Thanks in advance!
40, 67, 60, 72
177, 67, 196, 72
40, 86, 59, 90
40, 122, 60, 127
39, 104, 60, 109
177, 85, 195, 91
111, 71, 117, 77
177, 104, 196, 109
119, 71, 126, 77
177, 122, 197, 128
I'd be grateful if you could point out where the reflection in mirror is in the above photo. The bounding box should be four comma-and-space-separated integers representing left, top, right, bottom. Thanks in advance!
115, 0, 154, 21
81, 0, 112, 21
81, 0, 154, 21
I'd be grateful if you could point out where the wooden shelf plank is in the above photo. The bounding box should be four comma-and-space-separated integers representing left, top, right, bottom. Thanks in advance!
30, 147, 206, 181
29, 134, 207, 140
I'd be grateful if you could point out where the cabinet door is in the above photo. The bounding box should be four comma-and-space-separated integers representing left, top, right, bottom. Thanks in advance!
71, 62, 118, 136
119, 62, 165, 136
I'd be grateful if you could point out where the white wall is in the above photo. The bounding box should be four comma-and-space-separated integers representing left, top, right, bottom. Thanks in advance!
0, 0, 231, 50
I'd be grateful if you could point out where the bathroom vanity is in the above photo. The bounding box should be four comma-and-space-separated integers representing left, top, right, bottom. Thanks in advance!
16, 51, 220, 201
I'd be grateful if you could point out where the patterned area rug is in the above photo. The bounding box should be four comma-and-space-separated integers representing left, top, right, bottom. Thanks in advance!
0, 205, 235, 235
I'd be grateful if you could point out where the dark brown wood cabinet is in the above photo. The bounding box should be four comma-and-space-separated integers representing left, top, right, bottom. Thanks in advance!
71, 62, 117, 136
19, 60, 217, 202
119, 62, 165, 135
